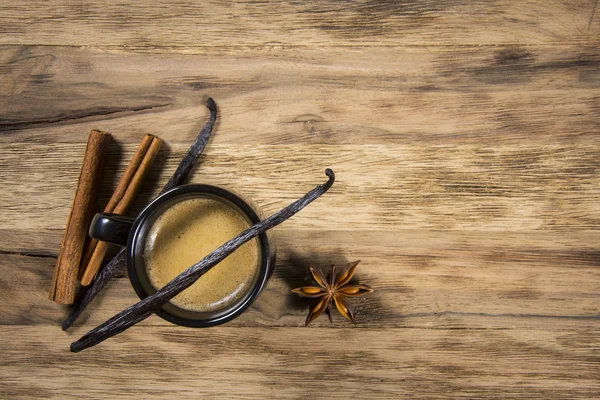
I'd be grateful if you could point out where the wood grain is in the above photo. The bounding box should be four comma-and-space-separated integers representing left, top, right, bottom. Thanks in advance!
0, 0, 598, 398
0, 0, 598, 48
1, 325, 598, 399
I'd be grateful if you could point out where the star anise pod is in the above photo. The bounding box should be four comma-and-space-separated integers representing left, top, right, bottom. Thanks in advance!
292, 260, 373, 325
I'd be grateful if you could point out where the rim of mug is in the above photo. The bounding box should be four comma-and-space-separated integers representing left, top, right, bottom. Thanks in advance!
126, 184, 272, 328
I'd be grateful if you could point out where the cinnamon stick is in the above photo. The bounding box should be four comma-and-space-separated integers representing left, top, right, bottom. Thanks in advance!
78, 134, 153, 277
49, 129, 112, 304
79, 134, 163, 285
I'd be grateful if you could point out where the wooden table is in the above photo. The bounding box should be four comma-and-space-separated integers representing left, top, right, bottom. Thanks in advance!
1, 1, 599, 398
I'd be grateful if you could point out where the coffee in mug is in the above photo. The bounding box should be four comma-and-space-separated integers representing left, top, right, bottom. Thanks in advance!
144, 196, 260, 313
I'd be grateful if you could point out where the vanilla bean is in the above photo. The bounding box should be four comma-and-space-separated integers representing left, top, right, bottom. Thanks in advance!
161, 97, 217, 195
62, 98, 217, 331
71, 169, 335, 352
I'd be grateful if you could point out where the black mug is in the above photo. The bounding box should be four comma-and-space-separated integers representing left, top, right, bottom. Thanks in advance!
89, 184, 275, 328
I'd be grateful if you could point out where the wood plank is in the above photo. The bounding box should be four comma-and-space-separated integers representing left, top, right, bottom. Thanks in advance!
0, 325, 598, 399
0, 229, 61, 256
1, 140, 598, 235
0, 1, 598, 48
1, 45, 599, 133
2, 227, 598, 328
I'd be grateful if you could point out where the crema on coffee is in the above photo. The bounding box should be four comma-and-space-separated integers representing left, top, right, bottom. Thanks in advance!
144, 196, 260, 313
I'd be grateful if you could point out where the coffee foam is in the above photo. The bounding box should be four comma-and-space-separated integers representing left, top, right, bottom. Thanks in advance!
144, 196, 260, 313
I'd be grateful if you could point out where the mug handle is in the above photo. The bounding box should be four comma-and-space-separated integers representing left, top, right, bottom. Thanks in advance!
89, 213, 135, 247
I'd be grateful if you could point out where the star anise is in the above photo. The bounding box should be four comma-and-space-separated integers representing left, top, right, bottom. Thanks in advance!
292, 260, 373, 325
